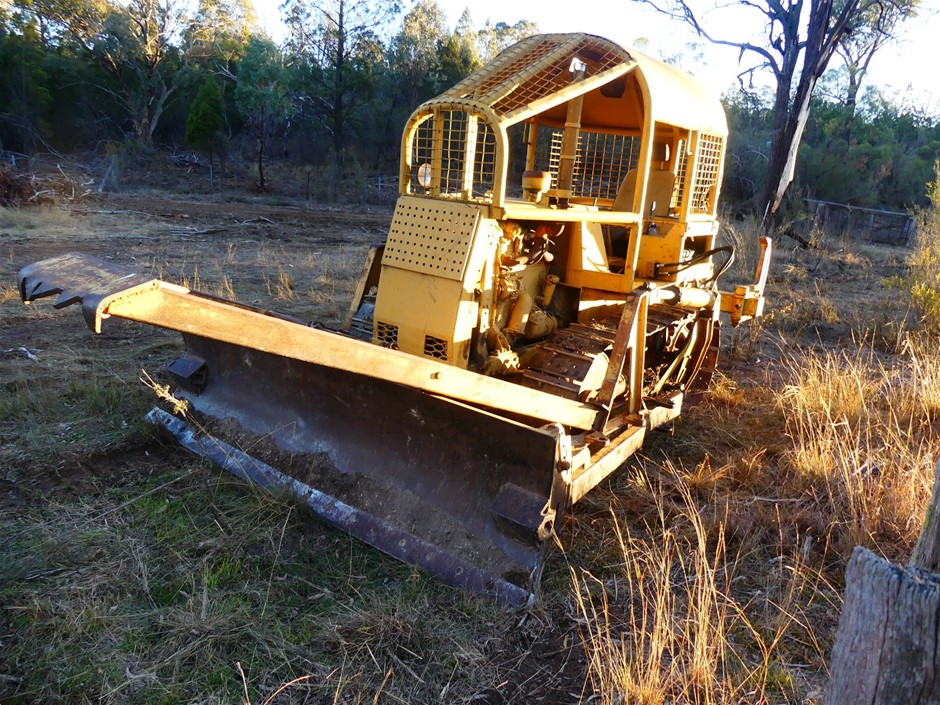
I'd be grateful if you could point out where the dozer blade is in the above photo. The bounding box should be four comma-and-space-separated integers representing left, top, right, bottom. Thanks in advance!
19, 254, 586, 604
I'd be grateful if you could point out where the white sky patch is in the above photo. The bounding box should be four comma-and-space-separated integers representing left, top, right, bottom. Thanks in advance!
247, 0, 940, 109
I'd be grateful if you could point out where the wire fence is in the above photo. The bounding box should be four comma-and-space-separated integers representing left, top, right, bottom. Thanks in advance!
808, 199, 916, 248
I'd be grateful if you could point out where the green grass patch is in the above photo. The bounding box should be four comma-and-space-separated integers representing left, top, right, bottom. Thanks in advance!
0, 463, 514, 704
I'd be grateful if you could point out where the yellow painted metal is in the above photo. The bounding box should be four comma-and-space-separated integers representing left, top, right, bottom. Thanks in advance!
399, 33, 726, 219
556, 76, 586, 201
720, 236, 773, 326
382, 198, 483, 282
631, 54, 727, 135
496, 201, 640, 225
377, 33, 746, 427
374, 196, 500, 365
86, 278, 601, 430
567, 393, 683, 504
18, 32, 769, 602
461, 115, 479, 198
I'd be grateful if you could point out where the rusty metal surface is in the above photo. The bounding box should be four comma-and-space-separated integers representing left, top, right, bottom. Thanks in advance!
18, 252, 152, 331
18, 253, 567, 600
148, 408, 536, 606
173, 333, 562, 599
19, 254, 600, 431
16, 252, 722, 602
592, 291, 649, 431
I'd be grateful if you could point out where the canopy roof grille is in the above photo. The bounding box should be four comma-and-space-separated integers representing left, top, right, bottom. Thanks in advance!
441, 34, 634, 121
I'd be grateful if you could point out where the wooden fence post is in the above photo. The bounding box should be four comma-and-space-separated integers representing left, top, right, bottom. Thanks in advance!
824, 546, 940, 704
911, 458, 940, 573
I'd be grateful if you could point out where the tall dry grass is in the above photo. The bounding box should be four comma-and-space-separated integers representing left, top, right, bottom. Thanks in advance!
574, 208, 940, 703
718, 213, 765, 286
571, 470, 816, 705
779, 340, 938, 554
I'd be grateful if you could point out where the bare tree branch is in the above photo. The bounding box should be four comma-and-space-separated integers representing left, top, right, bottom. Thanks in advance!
631, 0, 917, 220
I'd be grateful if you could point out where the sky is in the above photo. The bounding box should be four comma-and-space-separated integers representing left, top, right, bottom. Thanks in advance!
250, 0, 940, 111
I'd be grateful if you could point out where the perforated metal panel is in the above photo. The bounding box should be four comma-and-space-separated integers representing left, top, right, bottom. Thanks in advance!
383, 200, 481, 281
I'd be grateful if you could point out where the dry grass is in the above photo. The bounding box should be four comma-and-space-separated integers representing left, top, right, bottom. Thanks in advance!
4, 191, 940, 704
1, 451, 509, 704
572, 470, 826, 705
718, 212, 765, 285
265, 267, 296, 300
573, 478, 735, 705
0, 283, 18, 304
154, 243, 366, 323
572, 213, 940, 704
779, 341, 938, 554
0, 205, 83, 230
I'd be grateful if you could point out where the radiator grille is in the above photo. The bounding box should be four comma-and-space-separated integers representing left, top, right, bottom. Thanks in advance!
691, 134, 723, 214
375, 321, 399, 348
423, 335, 449, 360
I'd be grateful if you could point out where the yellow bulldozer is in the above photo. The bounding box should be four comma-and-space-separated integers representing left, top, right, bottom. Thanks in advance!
18, 33, 770, 605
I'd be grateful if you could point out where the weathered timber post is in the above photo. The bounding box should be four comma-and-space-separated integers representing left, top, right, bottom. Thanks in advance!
824, 546, 940, 704
911, 458, 940, 572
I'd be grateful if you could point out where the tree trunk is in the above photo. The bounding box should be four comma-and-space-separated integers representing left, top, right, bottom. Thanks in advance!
332, 0, 347, 182
764, 77, 817, 222
133, 110, 152, 145
760, 0, 862, 224
912, 458, 940, 572
147, 81, 173, 144
824, 546, 940, 704
257, 105, 267, 190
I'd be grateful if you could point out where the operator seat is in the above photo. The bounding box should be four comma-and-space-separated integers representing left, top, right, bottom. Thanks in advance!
611, 142, 676, 216
607, 142, 677, 270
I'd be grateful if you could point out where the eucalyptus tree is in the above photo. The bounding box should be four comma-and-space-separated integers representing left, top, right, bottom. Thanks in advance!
475, 18, 537, 63
635, 0, 918, 222
31, 0, 189, 143
233, 35, 293, 189
187, 0, 256, 67
281, 0, 401, 174
0, 8, 53, 151
436, 9, 480, 88
186, 74, 226, 185
389, 0, 446, 108
835, 0, 918, 121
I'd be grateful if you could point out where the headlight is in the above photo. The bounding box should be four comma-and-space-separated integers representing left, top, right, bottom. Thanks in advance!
416, 163, 432, 190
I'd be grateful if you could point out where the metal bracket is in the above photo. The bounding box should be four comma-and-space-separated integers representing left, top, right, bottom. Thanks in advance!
721, 236, 773, 326
592, 289, 649, 433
